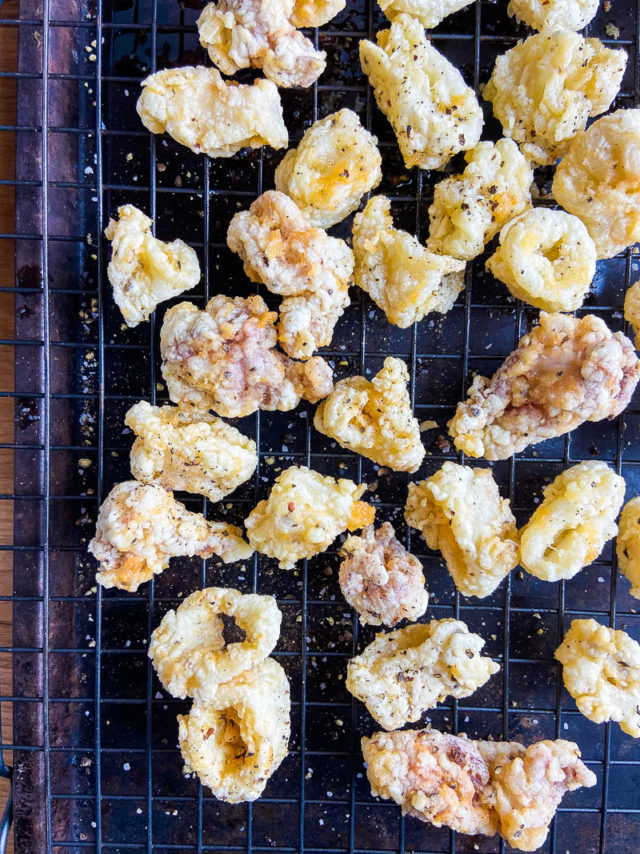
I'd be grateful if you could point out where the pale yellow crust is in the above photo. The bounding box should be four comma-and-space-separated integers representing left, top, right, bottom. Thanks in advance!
313, 357, 426, 472
346, 619, 499, 730
352, 196, 465, 328
359, 15, 483, 170
136, 66, 288, 158
178, 658, 290, 802
149, 587, 281, 701
104, 204, 200, 327
484, 30, 626, 166
448, 313, 640, 460
617, 496, 640, 598
125, 401, 257, 503
88, 482, 252, 592
508, 0, 599, 31
405, 462, 519, 598
520, 461, 625, 582
290, 0, 345, 26
556, 619, 640, 737
378, 0, 475, 29
427, 139, 533, 262
244, 465, 374, 568
274, 109, 382, 228
624, 280, 640, 351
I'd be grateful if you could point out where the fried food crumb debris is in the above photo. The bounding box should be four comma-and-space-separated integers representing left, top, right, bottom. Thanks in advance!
359, 15, 483, 170
352, 196, 465, 328
104, 204, 200, 327
556, 618, 640, 737
136, 66, 288, 158
274, 109, 382, 227
362, 728, 596, 850
617, 496, 640, 598
347, 619, 499, 729
519, 461, 625, 582
427, 139, 532, 262
405, 461, 519, 598
448, 313, 640, 460
484, 29, 626, 166
314, 357, 426, 472
244, 465, 374, 568
160, 294, 334, 418
339, 522, 428, 627
125, 401, 257, 502
88, 482, 252, 592
227, 191, 353, 359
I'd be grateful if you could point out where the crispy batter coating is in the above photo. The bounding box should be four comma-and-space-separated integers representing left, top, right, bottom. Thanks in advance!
484, 30, 626, 166
290, 0, 344, 25
227, 191, 353, 359
149, 587, 281, 700
359, 15, 483, 171
347, 619, 499, 730
88, 482, 252, 592
405, 462, 519, 598
427, 139, 533, 262
486, 208, 597, 313
449, 313, 640, 460
520, 461, 624, 582
352, 196, 465, 328
160, 294, 334, 418
553, 109, 640, 259
274, 109, 382, 228
556, 618, 640, 737
197, 0, 325, 88
362, 728, 596, 850
378, 0, 475, 29
624, 280, 640, 350
245, 465, 375, 568
178, 658, 290, 802
314, 358, 425, 472
136, 66, 288, 158
104, 205, 200, 327
125, 401, 257, 502
508, 0, 599, 31
339, 523, 428, 627
616, 496, 640, 599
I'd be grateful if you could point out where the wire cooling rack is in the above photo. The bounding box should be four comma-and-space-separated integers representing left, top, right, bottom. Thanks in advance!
2, 0, 640, 850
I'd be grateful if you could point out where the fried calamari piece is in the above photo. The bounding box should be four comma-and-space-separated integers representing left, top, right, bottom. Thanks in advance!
197, 0, 325, 88
616, 496, 640, 599
352, 196, 465, 328
125, 401, 257, 502
160, 295, 334, 418
149, 587, 281, 700
427, 139, 532, 262
624, 281, 640, 350
484, 30, 626, 166
227, 191, 352, 359
88, 482, 252, 592
553, 109, 640, 259
486, 208, 597, 312
449, 313, 640, 460
136, 66, 287, 158
520, 461, 624, 582
405, 462, 519, 598
359, 15, 483, 170
508, 0, 599, 31
339, 523, 428, 627
556, 619, 640, 737
245, 465, 375, 568
178, 658, 290, 802
274, 109, 382, 227
104, 205, 200, 327
314, 358, 425, 472
377, 0, 475, 29
362, 728, 596, 850
347, 619, 499, 730
290, 0, 344, 25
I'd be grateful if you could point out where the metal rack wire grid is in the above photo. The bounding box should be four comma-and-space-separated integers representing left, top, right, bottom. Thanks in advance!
1, 0, 639, 849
